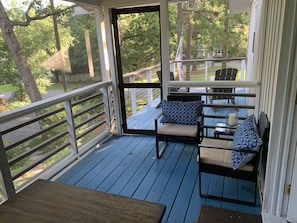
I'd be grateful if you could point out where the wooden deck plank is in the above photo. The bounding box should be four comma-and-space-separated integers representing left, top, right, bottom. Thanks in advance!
132, 143, 182, 200
74, 136, 143, 189
97, 136, 153, 192
56, 137, 128, 184
223, 177, 239, 200
55, 135, 261, 223
119, 142, 158, 197
158, 144, 196, 222
107, 138, 154, 194
185, 175, 206, 223
145, 143, 188, 202
166, 146, 199, 222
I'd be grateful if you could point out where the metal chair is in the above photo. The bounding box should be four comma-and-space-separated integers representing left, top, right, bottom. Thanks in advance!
197, 112, 270, 206
155, 94, 204, 158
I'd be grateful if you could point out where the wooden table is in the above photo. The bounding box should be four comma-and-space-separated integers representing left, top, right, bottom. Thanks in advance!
0, 179, 166, 223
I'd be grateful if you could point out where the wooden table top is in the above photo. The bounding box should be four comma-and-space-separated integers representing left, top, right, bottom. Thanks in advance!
0, 179, 166, 223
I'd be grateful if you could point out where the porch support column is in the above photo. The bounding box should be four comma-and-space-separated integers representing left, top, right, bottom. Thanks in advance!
0, 134, 15, 200
95, 7, 113, 130
96, 6, 122, 135
160, 0, 170, 99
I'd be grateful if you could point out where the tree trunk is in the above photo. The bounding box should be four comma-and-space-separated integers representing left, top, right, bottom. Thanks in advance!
177, 3, 183, 45
0, 2, 42, 102
185, 0, 195, 81
50, 0, 67, 92
222, 2, 229, 68
192, 30, 198, 71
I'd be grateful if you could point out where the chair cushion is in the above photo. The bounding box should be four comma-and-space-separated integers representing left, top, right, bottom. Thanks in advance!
160, 100, 203, 125
199, 138, 254, 171
157, 123, 197, 137
232, 115, 262, 170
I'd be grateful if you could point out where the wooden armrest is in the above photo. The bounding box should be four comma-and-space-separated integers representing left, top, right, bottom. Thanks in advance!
198, 143, 258, 154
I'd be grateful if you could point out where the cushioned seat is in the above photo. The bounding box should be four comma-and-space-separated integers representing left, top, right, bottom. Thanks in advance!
155, 95, 204, 158
157, 123, 198, 137
200, 138, 254, 172
197, 112, 270, 206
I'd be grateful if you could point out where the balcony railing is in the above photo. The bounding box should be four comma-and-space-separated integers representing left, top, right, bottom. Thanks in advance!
0, 81, 114, 200
0, 57, 260, 203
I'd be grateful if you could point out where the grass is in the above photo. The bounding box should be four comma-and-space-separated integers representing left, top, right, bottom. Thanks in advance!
0, 84, 18, 93
47, 81, 97, 91
0, 82, 97, 94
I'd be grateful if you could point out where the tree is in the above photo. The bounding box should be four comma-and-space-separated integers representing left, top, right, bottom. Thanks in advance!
118, 12, 161, 73
0, 1, 74, 102
0, 1, 42, 102
66, 13, 101, 79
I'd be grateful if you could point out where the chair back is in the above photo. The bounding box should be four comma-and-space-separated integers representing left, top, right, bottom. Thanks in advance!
257, 112, 270, 176
156, 71, 175, 81
213, 68, 238, 96
215, 68, 238, 81
167, 94, 201, 102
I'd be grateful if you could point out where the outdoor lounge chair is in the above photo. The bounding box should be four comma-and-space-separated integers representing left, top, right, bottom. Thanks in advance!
155, 94, 204, 158
206, 68, 238, 104
197, 112, 270, 206
156, 71, 189, 93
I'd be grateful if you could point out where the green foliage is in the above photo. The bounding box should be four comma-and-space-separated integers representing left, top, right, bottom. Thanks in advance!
66, 14, 101, 77
180, 0, 250, 58
6, 145, 31, 177
0, 0, 73, 100
119, 12, 161, 73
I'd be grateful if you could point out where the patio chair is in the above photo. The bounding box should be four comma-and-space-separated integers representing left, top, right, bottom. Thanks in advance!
206, 68, 238, 104
156, 71, 188, 93
155, 94, 204, 158
197, 112, 270, 206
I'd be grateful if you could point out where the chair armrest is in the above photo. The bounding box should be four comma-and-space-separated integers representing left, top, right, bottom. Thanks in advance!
197, 112, 204, 125
197, 114, 203, 123
198, 143, 258, 154
155, 112, 163, 131
155, 112, 163, 121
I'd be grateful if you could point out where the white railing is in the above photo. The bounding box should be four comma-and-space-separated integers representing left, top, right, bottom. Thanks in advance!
0, 81, 114, 201
122, 58, 248, 117
0, 57, 257, 202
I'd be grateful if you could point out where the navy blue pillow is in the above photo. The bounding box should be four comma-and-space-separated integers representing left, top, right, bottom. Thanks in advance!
231, 115, 262, 170
160, 100, 203, 125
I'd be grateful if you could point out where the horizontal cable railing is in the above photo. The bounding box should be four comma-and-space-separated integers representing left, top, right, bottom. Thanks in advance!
168, 82, 259, 137
0, 57, 255, 202
0, 82, 114, 201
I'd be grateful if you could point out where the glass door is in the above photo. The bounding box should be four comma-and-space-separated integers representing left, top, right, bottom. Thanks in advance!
112, 6, 162, 134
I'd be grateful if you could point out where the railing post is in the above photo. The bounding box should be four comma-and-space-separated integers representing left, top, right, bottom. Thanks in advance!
205, 61, 208, 80
146, 70, 153, 106
129, 76, 137, 116
102, 85, 111, 130
64, 101, 78, 154
241, 59, 246, 80
0, 134, 15, 200
170, 62, 175, 74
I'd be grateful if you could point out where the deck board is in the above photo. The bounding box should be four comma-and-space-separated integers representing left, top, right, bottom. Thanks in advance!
56, 135, 261, 223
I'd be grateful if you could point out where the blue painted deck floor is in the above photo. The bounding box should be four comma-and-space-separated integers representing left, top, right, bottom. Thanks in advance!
56, 135, 261, 223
